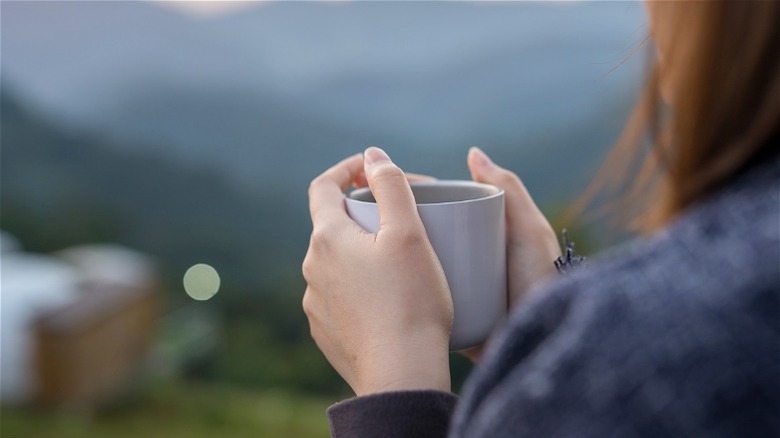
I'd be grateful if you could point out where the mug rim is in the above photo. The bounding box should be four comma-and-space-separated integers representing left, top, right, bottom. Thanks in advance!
346, 180, 505, 207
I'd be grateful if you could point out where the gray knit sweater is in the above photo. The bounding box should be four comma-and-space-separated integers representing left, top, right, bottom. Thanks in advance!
328, 155, 780, 437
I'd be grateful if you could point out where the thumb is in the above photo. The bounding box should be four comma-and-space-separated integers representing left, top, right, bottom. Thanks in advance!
364, 147, 422, 233
467, 147, 549, 237
467, 147, 534, 206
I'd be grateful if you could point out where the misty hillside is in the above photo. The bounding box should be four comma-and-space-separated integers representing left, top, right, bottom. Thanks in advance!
0, 92, 309, 304
1, 1, 647, 205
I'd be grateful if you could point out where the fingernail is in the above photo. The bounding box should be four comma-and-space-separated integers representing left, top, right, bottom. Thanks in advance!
364, 146, 392, 166
469, 147, 492, 169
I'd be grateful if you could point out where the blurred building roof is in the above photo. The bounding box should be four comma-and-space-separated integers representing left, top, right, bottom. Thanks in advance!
1, 246, 82, 404
1, 232, 158, 405
56, 244, 156, 288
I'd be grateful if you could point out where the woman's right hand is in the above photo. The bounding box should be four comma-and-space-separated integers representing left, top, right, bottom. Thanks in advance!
302, 148, 453, 396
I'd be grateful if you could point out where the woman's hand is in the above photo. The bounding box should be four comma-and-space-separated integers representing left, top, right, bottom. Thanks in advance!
468, 147, 561, 309
460, 148, 560, 361
302, 147, 453, 396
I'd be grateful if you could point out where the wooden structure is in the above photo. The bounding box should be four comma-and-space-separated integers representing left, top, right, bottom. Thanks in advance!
33, 283, 160, 408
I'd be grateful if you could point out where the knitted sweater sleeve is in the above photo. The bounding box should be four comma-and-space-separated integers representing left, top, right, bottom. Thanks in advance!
327, 390, 458, 438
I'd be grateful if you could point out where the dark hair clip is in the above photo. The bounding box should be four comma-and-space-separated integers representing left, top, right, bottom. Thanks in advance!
554, 229, 586, 275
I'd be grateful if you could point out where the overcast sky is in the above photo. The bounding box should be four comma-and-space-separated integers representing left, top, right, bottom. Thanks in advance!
150, 0, 264, 17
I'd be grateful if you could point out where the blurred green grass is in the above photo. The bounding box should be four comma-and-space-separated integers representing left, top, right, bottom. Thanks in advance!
0, 380, 335, 438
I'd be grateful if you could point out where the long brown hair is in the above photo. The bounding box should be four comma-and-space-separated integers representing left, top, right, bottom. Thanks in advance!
583, 1, 780, 232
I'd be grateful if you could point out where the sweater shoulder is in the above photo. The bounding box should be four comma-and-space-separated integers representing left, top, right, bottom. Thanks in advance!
452, 157, 780, 437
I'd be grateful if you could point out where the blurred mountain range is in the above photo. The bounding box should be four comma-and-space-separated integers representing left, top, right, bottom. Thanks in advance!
1, 91, 306, 302
2, 1, 647, 202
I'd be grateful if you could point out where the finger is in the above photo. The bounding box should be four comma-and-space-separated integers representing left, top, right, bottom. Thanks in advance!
467, 147, 548, 234
406, 173, 437, 183
309, 153, 364, 225
468, 148, 560, 260
363, 147, 422, 233
352, 168, 369, 188
352, 172, 435, 188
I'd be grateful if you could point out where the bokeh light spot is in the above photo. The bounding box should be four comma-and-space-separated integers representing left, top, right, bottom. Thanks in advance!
183, 263, 220, 301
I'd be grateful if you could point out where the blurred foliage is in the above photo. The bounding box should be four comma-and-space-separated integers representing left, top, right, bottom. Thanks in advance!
0, 91, 310, 299
210, 318, 348, 394
0, 380, 332, 438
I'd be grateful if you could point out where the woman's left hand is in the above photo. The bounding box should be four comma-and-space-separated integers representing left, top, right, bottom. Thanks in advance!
302, 147, 453, 396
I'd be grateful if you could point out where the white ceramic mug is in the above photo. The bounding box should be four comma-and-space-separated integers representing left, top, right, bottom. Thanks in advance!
345, 180, 506, 350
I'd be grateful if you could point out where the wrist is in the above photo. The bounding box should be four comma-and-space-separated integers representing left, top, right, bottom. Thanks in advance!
353, 333, 451, 396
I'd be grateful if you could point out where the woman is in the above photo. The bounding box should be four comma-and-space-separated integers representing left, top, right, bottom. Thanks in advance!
302, 1, 779, 436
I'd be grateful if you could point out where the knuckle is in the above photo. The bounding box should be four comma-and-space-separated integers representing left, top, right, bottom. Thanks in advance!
309, 325, 321, 344
393, 225, 427, 248
301, 254, 314, 281
310, 218, 345, 249
370, 163, 405, 185
308, 176, 324, 197
494, 169, 534, 205
309, 228, 332, 252
495, 168, 522, 188
301, 290, 312, 316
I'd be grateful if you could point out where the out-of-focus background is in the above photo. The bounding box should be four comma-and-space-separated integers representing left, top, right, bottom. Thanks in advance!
1, 1, 646, 436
